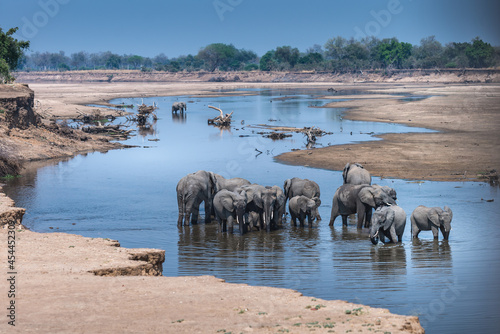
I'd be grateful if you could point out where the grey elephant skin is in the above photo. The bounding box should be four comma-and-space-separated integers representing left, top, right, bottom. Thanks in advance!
176, 170, 217, 226
172, 101, 186, 113
329, 184, 397, 229
284, 177, 321, 220
238, 184, 280, 232
370, 205, 406, 244
214, 174, 251, 192
289, 195, 321, 227
213, 189, 247, 234
343, 163, 371, 185
411, 205, 453, 240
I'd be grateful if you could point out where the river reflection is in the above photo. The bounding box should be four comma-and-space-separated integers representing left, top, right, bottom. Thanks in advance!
3, 88, 499, 334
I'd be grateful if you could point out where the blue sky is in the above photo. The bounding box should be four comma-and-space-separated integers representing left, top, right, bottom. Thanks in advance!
1, 0, 499, 57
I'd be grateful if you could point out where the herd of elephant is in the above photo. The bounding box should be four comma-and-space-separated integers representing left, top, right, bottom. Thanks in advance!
176, 163, 453, 244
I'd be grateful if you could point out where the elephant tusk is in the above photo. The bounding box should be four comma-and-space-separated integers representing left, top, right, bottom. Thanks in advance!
373, 230, 379, 238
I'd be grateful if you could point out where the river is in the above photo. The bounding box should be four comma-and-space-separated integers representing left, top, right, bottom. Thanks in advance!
4, 88, 500, 333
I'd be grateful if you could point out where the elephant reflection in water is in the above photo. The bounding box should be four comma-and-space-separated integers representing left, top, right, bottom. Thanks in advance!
370, 244, 407, 277
411, 239, 452, 272
172, 112, 187, 123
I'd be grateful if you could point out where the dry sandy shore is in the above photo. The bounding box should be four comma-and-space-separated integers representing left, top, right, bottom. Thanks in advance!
0, 224, 422, 333
2, 75, 499, 333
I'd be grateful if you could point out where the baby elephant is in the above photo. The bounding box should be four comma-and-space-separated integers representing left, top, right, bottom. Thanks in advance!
370, 205, 406, 244
288, 195, 321, 227
411, 205, 453, 240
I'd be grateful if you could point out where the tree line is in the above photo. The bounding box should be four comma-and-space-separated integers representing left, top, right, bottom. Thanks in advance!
1, 24, 499, 83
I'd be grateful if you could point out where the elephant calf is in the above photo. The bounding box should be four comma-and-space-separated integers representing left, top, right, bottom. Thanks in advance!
370, 206, 406, 244
213, 189, 248, 234
411, 205, 453, 240
288, 195, 321, 227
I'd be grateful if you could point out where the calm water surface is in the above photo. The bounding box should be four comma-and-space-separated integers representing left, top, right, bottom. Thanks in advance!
4, 89, 499, 333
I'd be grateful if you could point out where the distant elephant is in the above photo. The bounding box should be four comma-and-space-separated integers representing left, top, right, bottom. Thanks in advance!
176, 170, 217, 226
411, 205, 453, 240
172, 102, 186, 113
213, 189, 247, 234
370, 205, 406, 244
329, 184, 397, 229
284, 177, 321, 220
214, 174, 251, 192
343, 163, 371, 185
289, 195, 322, 227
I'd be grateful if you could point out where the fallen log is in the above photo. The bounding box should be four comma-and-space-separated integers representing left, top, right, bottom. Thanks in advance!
208, 105, 233, 126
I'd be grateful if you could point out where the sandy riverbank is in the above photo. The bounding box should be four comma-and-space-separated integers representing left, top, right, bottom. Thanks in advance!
0, 214, 423, 333
2, 74, 499, 332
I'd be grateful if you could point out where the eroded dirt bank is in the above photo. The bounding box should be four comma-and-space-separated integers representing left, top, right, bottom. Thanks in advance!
0, 83, 122, 176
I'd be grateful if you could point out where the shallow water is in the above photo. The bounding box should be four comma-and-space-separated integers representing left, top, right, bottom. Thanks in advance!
4, 89, 499, 333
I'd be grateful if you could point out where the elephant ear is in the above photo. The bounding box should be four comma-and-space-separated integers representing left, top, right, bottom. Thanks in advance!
343, 163, 350, 183
383, 208, 395, 231
428, 208, 441, 227
208, 172, 218, 194
299, 197, 308, 212
444, 206, 453, 221
359, 187, 376, 207
220, 194, 235, 212
253, 191, 264, 209
283, 179, 291, 199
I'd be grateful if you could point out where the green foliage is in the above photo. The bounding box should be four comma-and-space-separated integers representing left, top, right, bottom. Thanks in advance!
376, 38, 412, 69
0, 26, 30, 82
466, 37, 495, 68
197, 43, 256, 72
259, 50, 277, 71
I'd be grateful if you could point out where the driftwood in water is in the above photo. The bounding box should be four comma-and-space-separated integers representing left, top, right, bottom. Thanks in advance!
208, 105, 233, 126
81, 125, 133, 138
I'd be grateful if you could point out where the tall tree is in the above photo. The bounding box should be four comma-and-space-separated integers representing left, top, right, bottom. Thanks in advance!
0, 26, 30, 82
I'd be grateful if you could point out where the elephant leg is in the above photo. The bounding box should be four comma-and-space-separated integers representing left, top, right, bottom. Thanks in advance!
364, 208, 372, 228
431, 225, 439, 239
329, 203, 338, 226
299, 212, 306, 227
227, 216, 234, 234
314, 208, 322, 221
341, 215, 348, 226
356, 206, 366, 229
203, 200, 211, 224
389, 226, 398, 243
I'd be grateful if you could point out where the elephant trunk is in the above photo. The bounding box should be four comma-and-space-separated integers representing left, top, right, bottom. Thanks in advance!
370, 228, 380, 245
237, 211, 245, 235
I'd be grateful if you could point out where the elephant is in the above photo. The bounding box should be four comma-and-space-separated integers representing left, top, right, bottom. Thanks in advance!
176, 170, 217, 226
172, 101, 186, 113
237, 184, 279, 232
369, 205, 406, 244
213, 189, 247, 234
284, 177, 321, 220
288, 195, 322, 227
271, 185, 286, 227
329, 184, 397, 229
411, 205, 453, 240
214, 174, 251, 192
343, 163, 371, 185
